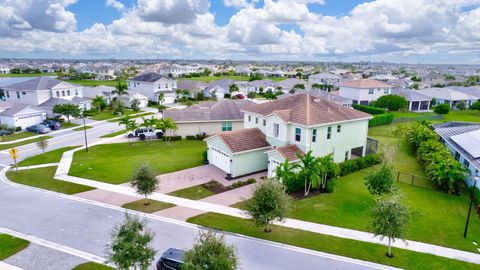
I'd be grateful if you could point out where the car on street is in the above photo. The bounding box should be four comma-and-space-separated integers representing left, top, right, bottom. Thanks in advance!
43, 120, 61, 130
26, 124, 51, 134
126, 128, 163, 141
156, 248, 185, 270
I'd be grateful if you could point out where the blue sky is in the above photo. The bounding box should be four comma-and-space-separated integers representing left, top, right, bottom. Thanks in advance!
1, 0, 480, 64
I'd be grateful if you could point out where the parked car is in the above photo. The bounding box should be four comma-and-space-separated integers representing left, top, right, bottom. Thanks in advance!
156, 248, 185, 270
26, 124, 51, 134
126, 128, 163, 141
0, 130, 13, 136
43, 120, 61, 130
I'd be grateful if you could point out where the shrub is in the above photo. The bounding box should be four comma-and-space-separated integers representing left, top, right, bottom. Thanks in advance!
15, 126, 22, 132
352, 104, 386, 115
364, 164, 396, 195
247, 178, 256, 184
433, 103, 450, 115
202, 150, 208, 162
338, 153, 381, 176
325, 179, 335, 193
373, 95, 408, 111
195, 134, 207, 140
162, 135, 182, 141
368, 113, 394, 127
224, 93, 231, 98
186, 135, 196, 140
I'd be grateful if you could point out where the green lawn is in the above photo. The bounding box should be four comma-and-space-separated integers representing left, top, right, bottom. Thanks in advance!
18, 146, 77, 166
0, 73, 57, 77
73, 126, 93, 131
0, 132, 36, 142
62, 122, 81, 128
65, 79, 125, 87
100, 130, 126, 138
167, 185, 214, 200
122, 199, 175, 213
391, 110, 480, 123
69, 140, 206, 184
89, 110, 137, 121
7, 167, 94, 194
188, 213, 478, 270
181, 75, 286, 83
106, 112, 153, 123
0, 234, 29, 260
72, 262, 115, 270
0, 136, 52, 151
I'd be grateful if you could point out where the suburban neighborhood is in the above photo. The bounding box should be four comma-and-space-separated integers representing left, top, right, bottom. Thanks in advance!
1, 1, 480, 270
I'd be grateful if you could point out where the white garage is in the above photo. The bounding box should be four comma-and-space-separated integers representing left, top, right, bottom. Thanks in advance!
0, 104, 46, 130
209, 147, 231, 173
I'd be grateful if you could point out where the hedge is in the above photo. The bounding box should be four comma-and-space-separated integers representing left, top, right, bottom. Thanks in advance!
186, 134, 207, 140
162, 136, 182, 141
338, 153, 381, 176
352, 104, 386, 115
368, 113, 394, 127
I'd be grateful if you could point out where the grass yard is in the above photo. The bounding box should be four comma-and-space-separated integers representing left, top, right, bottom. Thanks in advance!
62, 122, 80, 128
0, 136, 52, 151
0, 132, 36, 142
89, 109, 138, 121
122, 199, 175, 213
181, 75, 286, 83
106, 112, 153, 122
73, 126, 93, 131
65, 79, 125, 87
100, 130, 126, 138
0, 73, 57, 77
188, 213, 479, 270
69, 140, 206, 184
167, 185, 214, 200
7, 166, 94, 194
0, 234, 29, 260
72, 262, 115, 270
391, 110, 480, 123
17, 146, 78, 166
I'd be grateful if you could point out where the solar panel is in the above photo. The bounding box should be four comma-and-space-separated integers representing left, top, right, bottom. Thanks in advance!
451, 129, 480, 158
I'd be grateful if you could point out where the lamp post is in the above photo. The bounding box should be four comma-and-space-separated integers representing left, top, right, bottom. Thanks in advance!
463, 175, 478, 238
83, 113, 89, 152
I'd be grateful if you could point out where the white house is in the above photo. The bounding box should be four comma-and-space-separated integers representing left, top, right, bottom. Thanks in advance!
338, 79, 393, 105
414, 87, 478, 108
158, 64, 199, 77
308, 72, 343, 86
0, 102, 47, 129
119, 92, 149, 109
0, 65, 11, 74
127, 72, 176, 104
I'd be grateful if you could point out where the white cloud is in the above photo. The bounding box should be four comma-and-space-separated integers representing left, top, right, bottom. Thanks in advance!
223, 0, 250, 8
106, 0, 125, 11
136, 0, 210, 25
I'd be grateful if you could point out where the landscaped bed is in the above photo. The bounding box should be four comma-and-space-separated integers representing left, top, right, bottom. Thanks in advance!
122, 199, 175, 213
72, 262, 115, 270
69, 140, 206, 184
7, 167, 94, 195
187, 213, 479, 270
17, 146, 78, 167
0, 234, 29, 260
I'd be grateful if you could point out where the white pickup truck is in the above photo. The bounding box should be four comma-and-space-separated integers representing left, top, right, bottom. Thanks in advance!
126, 128, 163, 140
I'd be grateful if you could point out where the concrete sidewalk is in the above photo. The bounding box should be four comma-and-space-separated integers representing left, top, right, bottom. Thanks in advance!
0, 262, 23, 270
14, 163, 59, 171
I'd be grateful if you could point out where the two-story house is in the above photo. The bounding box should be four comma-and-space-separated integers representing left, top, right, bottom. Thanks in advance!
338, 79, 393, 105
127, 72, 177, 103
205, 93, 372, 178
308, 72, 343, 87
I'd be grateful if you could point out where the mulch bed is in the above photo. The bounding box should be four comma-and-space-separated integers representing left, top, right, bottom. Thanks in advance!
202, 179, 257, 195
288, 188, 326, 200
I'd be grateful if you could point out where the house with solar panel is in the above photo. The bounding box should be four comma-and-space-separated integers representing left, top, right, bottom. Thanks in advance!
434, 122, 480, 189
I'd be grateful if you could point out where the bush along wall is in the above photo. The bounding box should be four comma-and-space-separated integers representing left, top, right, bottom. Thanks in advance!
352, 104, 386, 115
368, 113, 394, 127
338, 153, 381, 176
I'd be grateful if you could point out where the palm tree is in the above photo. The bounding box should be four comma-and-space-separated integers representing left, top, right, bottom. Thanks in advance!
141, 116, 157, 143
118, 116, 137, 144
113, 80, 128, 99
296, 150, 321, 196
156, 118, 177, 142
317, 154, 339, 190
275, 159, 300, 193
229, 83, 239, 94
92, 95, 105, 114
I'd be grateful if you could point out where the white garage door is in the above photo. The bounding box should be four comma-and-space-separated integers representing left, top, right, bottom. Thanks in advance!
15, 114, 45, 129
209, 147, 230, 173
268, 159, 281, 178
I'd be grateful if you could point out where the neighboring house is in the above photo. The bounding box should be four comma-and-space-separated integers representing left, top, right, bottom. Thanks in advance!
39, 97, 91, 117
205, 94, 372, 178
158, 64, 199, 77
308, 72, 343, 86
434, 122, 480, 190
0, 102, 46, 129
163, 99, 254, 138
119, 91, 148, 109
203, 79, 236, 99
82, 86, 116, 105
391, 88, 432, 111
277, 90, 353, 107
422, 73, 445, 86
175, 79, 208, 97
92, 67, 117, 80
338, 79, 393, 105
0, 66, 10, 74
127, 72, 177, 103
274, 78, 308, 93
414, 87, 478, 108
238, 79, 276, 94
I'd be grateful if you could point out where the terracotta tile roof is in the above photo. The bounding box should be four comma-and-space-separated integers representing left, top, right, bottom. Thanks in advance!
216, 128, 271, 153
276, 144, 304, 161
338, 79, 393, 89
243, 93, 371, 126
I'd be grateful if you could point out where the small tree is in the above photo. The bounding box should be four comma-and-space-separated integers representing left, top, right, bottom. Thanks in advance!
247, 91, 256, 99
92, 95, 105, 114
297, 151, 320, 196
118, 116, 137, 144
157, 92, 165, 105
433, 103, 450, 115
370, 194, 410, 258
364, 164, 396, 195
52, 103, 81, 123
470, 101, 480, 114
318, 154, 339, 190
374, 95, 407, 111
183, 231, 238, 270
113, 80, 129, 98
130, 164, 158, 205
130, 98, 140, 112
455, 101, 466, 111
245, 178, 291, 232
36, 136, 49, 155
275, 160, 301, 192
106, 213, 156, 270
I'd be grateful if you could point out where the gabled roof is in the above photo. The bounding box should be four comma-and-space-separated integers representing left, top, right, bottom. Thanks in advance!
391, 88, 431, 102
176, 79, 208, 91
163, 99, 254, 122
0, 104, 45, 117
204, 79, 236, 92
129, 72, 169, 82
414, 88, 478, 101
277, 90, 353, 105
309, 72, 342, 79
275, 144, 304, 161
338, 79, 393, 89
209, 128, 271, 153
39, 97, 90, 107
3, 77, 76, 91
243, 93, 371, 126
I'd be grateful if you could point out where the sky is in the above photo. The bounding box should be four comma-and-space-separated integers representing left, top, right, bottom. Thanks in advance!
1, 0, 480, 64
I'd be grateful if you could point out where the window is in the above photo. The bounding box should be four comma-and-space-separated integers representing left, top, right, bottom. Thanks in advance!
368, 89, 374, 94
75, 89, 79, 96
337, 125, 341, 133
248, 115, 251, 122
454, 151, 460, 161
222, 122, 232, 131
67, 90, 70, 96
255, 117, 259, 124
56, 91, 60, 97
273, 123, 279, 137
16, 91, 20, 99
6, 91, 9, 98
263, 119, 266, 126
463, 159, 470, 168
22, 92, 26, 95
295, 127, 301, 142
62, 90, 65, 96
384, 89, 389, 94
345, 151, 349, 161
312, 129, 317, 142
327, 126, 332, 140
165, 84, 168, 88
